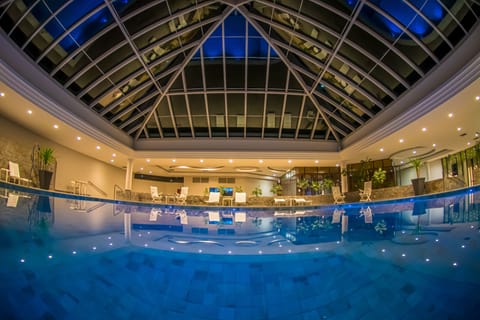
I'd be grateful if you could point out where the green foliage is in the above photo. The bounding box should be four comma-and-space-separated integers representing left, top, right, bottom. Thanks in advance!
218, 185, 226, 196
372, 168, 386, 188
311, 181, 321, 194
409, 158, 423, 178
251, 186, 262, 197
39, 147, 55, 170
270, 183, 283, 196
235, 185, 243, 192
322, 178, 333, 193
297, 178, 309, 194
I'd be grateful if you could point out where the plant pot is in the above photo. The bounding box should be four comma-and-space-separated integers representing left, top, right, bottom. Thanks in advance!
39, 169, 53, 189
411, 177, 425, 195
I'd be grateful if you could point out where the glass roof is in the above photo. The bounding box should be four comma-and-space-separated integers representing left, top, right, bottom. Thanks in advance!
1, 0, 479, 144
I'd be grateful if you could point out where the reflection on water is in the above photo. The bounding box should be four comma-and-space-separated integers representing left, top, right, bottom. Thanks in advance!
1, 185, 479, 254
1, 184, 480, 319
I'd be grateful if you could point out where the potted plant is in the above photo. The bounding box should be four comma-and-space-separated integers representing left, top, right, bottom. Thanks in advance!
270, 183, 283, 196
38, 146, 55, 189
297, 178, 309, 195
322, 178, 333, 194
372, 168, 386, 188
251, 186, 262, 197
409, 158, 425, 195
311, 180, 321, 195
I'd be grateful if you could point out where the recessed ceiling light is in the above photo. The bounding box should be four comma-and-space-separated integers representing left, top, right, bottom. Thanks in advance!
259, 159, 264, 163
314, 160, 319, 164
399, 139, 404, 143
27, 110, 32, 114
413, 150, 417, 154
229, 159, 233, 163
172, 159, 176, 162
146, 159, 150, 162
467, 142, 471, 146
448, 113, 453, 118
335, 163, 340, 167
287, 160, 292, 163
457, 127, 462, 131
140, 167, 144, 171
400, 161, 404, 164
76, 136, 81, 141
96, 146, 101, 150
200, 159, 204, 163
148, 170, 152, 174
110, 159, 114, 163
422, 127, 427, 132
53, 124, 59, 129
432, 143, 436, 147
380, 148, 384, 152
112, 153, 116, 157
476, 96, 479, 101
0, 92, 5, 97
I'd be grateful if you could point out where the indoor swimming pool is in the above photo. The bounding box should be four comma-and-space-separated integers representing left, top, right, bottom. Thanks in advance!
0, 182, 479, 319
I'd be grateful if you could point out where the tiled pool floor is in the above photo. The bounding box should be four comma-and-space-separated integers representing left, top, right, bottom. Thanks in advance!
1, 240, 478, 320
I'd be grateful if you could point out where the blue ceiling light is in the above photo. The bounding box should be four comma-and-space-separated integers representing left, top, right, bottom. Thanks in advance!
348, 0, 444, 38
379, 0, 444, 36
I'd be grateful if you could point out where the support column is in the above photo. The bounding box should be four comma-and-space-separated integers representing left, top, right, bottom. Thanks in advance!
124, 211, 131, 242
340, 162, 348, 193
125, 158, 134, 191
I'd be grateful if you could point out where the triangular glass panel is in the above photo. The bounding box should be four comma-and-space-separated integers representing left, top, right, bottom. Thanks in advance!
193, 11, 278, 60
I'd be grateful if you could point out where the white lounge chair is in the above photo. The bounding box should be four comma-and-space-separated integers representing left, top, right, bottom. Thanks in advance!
149, 208, 159, 221
150, 186, 163, 202
234, 212, 247, 223
234, 192, 247, 205
178, 210, 188, 224
359, 181, 372, 202
2, 161, 32, 185
175, 186, 189, 205
208, 211, 220, 223
293, 198, 312, 205
332, 208, 343, 224
274, 198, 286, 205
361, 206, 373, 223
205, 192, 220, 205
332, 186, 346, 204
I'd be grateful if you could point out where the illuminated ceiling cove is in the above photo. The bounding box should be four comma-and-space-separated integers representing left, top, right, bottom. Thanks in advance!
0, 0, 479, 148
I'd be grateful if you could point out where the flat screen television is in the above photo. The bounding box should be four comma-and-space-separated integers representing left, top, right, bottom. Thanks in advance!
223, 187, 233, 197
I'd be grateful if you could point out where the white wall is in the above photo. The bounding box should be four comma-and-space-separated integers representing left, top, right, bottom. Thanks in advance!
0, 115, 125, 198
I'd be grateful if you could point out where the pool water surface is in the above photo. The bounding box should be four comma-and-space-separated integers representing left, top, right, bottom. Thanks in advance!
0, 183, 479, 319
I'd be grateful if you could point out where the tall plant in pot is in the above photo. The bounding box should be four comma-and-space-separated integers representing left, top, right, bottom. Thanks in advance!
410, 158, 425, 195
38, 147, 55, 189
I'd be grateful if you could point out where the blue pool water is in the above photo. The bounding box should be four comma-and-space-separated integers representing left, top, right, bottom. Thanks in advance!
0, 183, 479, 319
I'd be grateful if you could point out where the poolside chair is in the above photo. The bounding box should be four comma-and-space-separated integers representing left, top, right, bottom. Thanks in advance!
332, 186, 346, 204
293, 198, 312, 205
150, 186, 163, 202
274, 198, 286, 205
4, 161, 32, 185
359, 181, 372, 202
204, 192, 220, 205
234, 192, 247, 205
6, 193, 20, 208
361, 206, 373, 223
178, 210, 188, 225
149, 208, 159, 221
208, 211, 220, 223
234, 212, 247, 223
332, 208, 343, 224
175, 186, 189, 205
